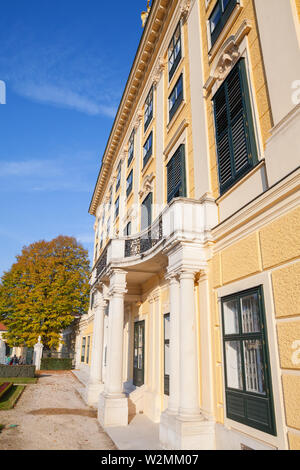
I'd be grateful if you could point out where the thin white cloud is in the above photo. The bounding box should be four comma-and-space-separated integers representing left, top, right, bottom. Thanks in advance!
76, 233, 95, 244
0, 153, 97, 193
0, 25, 122, 118
14, 82, 117, 117
0, 159, 63, 177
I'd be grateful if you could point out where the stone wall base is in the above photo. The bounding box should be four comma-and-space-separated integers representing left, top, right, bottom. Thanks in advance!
159, 410, 216, 450
84, 381, 104, 407
98, 393, 128, 427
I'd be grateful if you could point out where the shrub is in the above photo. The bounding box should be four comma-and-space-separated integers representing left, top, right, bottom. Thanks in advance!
40, 358, 72, 370
0, 365, 36, 378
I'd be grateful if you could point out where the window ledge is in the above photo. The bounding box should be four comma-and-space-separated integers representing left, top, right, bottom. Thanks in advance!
216, 159, 265, 203
208, 3, 243, 63
142, 155, 155, 177
127, 191, 133, 204
167, 100, 186, 134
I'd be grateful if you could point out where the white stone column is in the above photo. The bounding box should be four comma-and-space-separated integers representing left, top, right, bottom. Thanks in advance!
98, 269, 128, 427
85, 287, 107, 406
146, 289, 161, 422
178, 270, 201, 418
33, 336, 44, 371
159, 273, 181, 448
198, 271, 215, 419
167, 274, 180, 415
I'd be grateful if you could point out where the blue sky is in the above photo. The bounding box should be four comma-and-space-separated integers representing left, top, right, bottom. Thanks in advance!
0, 0, 145, 276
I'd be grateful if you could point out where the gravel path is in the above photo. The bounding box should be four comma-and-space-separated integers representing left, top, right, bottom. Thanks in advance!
0, 371, 117, 450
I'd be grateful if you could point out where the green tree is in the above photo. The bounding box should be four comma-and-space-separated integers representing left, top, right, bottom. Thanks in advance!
0, 236, 90, 349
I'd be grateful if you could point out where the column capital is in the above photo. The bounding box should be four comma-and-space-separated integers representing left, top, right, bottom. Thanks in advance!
178, 269, 197, 281
108, 268, 127, 298
166, 271, 179, 284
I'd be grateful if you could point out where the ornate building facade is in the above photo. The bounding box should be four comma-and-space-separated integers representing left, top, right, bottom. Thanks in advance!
74, 0, 300, 450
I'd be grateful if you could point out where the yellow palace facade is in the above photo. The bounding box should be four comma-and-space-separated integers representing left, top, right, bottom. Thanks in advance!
74, 0, 300, 450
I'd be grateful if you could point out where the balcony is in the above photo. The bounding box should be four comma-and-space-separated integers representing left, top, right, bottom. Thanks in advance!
92, 196, 218, 285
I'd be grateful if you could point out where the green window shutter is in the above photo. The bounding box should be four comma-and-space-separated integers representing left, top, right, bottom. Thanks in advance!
214, 59, 257, 194
167, 144, 187, 203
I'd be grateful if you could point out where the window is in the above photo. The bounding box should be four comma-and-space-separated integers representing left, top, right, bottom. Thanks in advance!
213, 58, 258, 195
128, 130, 135, 167
124, 221, 132, 237
143, 131, 153, 168
116, 162, 121, 192
167, 144, 187, 203
108, 188, 112, 209
81, 337, 86, 363
115, 197, 119, 220
133, 321, 145, 387
141, 192, 152, 231
164, 313, 170, 396
86, 336, 91, 364
107, 217, 111, 238
90, 291, 96, 309
209, 0, 238, 47
144, 87, 153, 132
168, 22, 182, 80
221, 286, 276, 435
126, 170, 133, 197
169, 74, 183, 122
94, 243, 98, 261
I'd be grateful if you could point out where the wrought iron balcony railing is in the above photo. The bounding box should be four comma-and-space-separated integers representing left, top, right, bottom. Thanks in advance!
125, 215, 163, 258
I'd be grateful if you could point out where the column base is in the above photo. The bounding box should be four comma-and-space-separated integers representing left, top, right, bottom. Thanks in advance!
84, 381, 105, 407
159, 410, 216, 450
143, 390, 161, 423
98, 392, 129, 428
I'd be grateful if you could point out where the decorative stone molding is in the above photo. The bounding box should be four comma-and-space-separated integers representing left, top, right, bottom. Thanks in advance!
204, 20, 252, 94
134, 109, 144, 131
212, 44, 240, 83
138, 172, 155, 199
152, 56, 165, 86
180, 0, 191, 22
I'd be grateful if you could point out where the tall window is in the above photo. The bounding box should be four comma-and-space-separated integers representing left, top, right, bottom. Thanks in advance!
107, 217, 111, 238
81, 337, 86, 363
221, 286, 276, 435
128, 130, 135, 167
213, 59, 257, 195
167, 144, 187, 203
86, 336, 91, 364
209, 0, 237, 48
169, 74, 183, 122
143, 131, 153, 168
126, 170, 133, 197
116, 162, 121, 192
124, 221, 132, 237
164, 314, 170, 396
133, 321, 145, 387
168, 22, 182, 80
141, 192, 152, 231
144, 87, 153, 132
115, 197, 119, 220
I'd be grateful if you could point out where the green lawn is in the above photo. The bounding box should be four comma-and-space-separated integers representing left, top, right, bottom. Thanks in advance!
0, 377, 38, 385
0, 385, 25, 410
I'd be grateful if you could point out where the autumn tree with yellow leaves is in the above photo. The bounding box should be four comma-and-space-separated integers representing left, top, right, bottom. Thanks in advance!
0, 236, 90, 349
